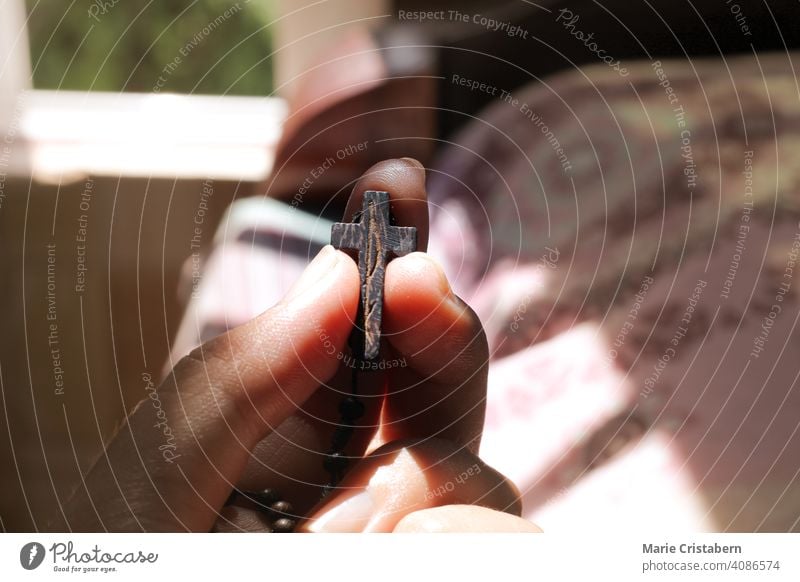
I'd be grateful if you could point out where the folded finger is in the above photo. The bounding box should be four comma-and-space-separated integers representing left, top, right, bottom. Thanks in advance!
379, 254, 489, 452
302, 438, 520, 532
60, 246, 359, 531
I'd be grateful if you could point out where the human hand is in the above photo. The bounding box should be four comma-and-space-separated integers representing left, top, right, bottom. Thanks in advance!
57, 159, 539, 533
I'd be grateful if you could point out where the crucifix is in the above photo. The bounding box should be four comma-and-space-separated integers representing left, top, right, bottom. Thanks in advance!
311, 190, 418, 493
331, 190, 417, 361
222, 191, 419, 528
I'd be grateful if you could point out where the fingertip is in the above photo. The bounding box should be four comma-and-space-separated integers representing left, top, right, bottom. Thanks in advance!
393, 505, 543, 533
384, 253, 474, 347
400, 157, 425, 170
385, 253, 455, 316
283, 245, 338, 302
344, 158, 429, 250
283, 246, 359, 318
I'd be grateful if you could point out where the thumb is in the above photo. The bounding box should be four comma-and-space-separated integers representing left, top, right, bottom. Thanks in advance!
302, 438, 521, 532
393, 505, 542, 532
60, 246, 359, 532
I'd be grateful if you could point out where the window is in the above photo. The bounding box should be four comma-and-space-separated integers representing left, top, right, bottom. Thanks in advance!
2, 0, 286, 182
25, 0, 275, 95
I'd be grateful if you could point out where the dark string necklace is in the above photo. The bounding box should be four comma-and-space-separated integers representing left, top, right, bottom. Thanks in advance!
222, 191, 416, 532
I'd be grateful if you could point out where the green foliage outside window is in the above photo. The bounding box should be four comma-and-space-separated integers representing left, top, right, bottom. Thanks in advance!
25, 0, 274, 95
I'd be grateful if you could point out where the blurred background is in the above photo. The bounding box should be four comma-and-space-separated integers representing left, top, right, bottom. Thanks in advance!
2, 0, 800, 533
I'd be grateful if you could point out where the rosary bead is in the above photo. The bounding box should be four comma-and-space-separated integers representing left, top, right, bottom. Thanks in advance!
216, 488, 299, 533
339, 396, 365, 420
252, 488, 279, 506
270, 500, 293, 517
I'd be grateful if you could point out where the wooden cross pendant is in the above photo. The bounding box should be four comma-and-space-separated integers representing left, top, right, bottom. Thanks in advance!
331, 191, 417, 361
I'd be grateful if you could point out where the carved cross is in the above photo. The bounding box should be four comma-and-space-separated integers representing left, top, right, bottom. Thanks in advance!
331, 190, 417, 361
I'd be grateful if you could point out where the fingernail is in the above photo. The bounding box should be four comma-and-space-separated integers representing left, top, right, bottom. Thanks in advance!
400, 157, 425, 170
284, 245, 340, 301
305, 490, 375, 533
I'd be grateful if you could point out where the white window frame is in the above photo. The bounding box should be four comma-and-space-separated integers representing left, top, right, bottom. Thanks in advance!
1, 0, 287, 184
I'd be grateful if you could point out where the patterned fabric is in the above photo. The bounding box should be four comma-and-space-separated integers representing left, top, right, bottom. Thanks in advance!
172, 52, 800, 531
429, 51, 800, 532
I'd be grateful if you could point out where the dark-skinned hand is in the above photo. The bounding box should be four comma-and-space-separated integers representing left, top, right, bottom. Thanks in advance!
57, 159, 540, 533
